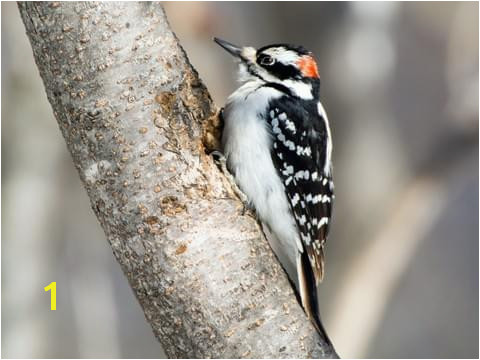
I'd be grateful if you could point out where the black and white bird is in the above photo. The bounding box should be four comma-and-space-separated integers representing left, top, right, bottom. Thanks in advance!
214, 38, 334, 338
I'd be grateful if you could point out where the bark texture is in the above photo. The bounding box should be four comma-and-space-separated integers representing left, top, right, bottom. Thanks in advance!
18, 2, 337, 358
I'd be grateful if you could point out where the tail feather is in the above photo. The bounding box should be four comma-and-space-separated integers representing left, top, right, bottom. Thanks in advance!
262, 222, 333, 345
297, 251, 332, 344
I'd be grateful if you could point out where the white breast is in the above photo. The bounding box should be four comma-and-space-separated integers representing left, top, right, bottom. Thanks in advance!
222, 80, 301, 276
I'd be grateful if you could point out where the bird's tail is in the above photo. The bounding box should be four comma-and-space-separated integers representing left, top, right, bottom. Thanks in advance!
297, 251, 333, 345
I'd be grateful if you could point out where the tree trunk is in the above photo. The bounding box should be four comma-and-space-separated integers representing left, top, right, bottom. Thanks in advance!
18, 2, 337, 358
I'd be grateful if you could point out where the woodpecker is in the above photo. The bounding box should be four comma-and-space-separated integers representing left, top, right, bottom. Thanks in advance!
214, 38, 334, 338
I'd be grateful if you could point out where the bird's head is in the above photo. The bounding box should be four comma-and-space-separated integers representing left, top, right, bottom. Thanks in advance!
214, 37, 320, 99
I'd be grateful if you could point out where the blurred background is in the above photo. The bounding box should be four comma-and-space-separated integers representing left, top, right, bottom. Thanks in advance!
2, 1, 478, 358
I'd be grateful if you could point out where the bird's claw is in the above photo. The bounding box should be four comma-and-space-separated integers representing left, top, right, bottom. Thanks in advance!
210, 150, 252, 216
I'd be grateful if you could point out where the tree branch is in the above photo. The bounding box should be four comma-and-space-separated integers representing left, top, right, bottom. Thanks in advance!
18, 2, 337, 358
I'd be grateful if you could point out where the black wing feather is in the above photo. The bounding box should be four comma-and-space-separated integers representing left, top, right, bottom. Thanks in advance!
266, 96, 333, 338
267, 97, 334, 283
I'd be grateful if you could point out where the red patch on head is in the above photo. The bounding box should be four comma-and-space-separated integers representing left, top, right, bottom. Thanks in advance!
297, 56, 320, 79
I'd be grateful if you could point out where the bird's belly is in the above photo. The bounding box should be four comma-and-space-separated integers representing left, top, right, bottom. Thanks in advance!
222, 112, 299, 276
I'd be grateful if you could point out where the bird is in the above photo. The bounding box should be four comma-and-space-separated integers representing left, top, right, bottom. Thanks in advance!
213, 37, 334, 340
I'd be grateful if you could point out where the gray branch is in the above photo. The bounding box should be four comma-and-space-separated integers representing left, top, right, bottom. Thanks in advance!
18, 2, 337, 358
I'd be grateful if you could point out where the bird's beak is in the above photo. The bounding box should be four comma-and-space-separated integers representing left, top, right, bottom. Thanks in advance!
214, 37, 243, 58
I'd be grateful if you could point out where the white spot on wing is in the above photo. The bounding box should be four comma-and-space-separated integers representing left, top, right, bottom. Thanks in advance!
271, 117, 279, 129
285, 119, 296, 133
283, 164, 294, 175
312, 194, 322, 204
284, 140, 295, 151
291, 193, 300, 206
317, 217, 329, 229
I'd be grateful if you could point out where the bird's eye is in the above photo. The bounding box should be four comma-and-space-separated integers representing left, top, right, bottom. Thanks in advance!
259, 55, 275, 66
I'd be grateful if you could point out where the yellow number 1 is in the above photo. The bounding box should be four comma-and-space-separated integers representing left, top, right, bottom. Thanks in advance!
44, 282, 56, 310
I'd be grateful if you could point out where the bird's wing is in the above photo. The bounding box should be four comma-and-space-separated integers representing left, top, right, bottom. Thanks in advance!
268, 99, 334, 284
267, 98, 334, 336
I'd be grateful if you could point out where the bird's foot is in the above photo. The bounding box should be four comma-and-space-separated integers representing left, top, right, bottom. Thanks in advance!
211, 150, 252, 216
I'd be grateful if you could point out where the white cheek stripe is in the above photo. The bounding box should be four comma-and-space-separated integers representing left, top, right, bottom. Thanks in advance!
318, 101, 332, 175
283, 80, 313, 100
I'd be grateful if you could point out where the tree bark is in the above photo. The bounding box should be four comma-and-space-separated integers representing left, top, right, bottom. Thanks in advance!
18, 2, 337, 358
